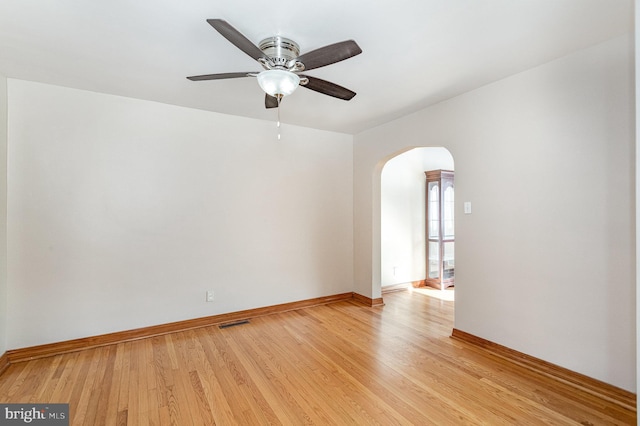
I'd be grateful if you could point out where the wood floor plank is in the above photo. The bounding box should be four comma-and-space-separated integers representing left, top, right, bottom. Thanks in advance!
126, 341, 141, 426
30, 355, 64, 404
47, 352, 81, 407
63, 349, 94, 421
213, 329, 285, 424
196, 331, 262, 423
135, 339, 151, 426
188, 330, 241, 425
0, 290, 635, 425
102, 343, 125, 425
115, 342, 131, 419
82, 346, 116, 426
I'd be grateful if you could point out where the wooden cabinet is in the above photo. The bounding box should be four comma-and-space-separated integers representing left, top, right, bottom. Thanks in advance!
425, 170, 454, 289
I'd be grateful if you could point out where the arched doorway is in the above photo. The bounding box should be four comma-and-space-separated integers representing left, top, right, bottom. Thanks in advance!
379, 147, 454, 295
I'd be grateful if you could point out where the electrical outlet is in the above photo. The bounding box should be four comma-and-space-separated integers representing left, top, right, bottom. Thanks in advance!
206, 290, 214, 302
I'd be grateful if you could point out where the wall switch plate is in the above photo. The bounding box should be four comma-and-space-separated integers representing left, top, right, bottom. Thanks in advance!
206, 290, 214, 302
464, 201, 472, 214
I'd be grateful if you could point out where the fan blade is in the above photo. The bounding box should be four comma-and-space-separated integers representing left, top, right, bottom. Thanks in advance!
207, 19, 266, 61
295, 40, 362, 71
187, 72, 255, 81
265, 94, 279, 109
299, 76, 356, 100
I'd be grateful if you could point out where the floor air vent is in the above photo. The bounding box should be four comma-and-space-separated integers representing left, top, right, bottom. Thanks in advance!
219, 320, 250, 329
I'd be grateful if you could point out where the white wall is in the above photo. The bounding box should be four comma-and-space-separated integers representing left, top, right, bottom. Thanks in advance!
0, 74, 7, 356
6, 80, 354, 349
354, 35, 635, 392
380, 147, 453, 286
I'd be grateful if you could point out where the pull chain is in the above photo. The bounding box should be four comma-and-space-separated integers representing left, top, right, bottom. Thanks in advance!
277, 95, 281, 140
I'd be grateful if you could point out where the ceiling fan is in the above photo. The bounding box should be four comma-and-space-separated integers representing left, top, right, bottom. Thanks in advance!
187, 19, 362, 108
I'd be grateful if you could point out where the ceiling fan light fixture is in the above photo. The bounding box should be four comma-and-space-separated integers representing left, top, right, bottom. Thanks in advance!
257, 69, 300, 97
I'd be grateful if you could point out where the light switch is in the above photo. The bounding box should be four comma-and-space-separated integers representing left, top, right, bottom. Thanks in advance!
464, 202, 472, 214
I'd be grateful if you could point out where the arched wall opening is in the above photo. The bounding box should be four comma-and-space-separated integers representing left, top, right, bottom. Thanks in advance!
376, 147, 454, 293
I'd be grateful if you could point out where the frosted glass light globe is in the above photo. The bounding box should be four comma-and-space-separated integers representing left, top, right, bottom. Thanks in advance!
257, 70, 300, 97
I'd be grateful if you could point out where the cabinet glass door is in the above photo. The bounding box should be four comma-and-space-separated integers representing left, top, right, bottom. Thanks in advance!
427, 181, 440, 280
425, 170, 454, 289
443, 185, 454, 239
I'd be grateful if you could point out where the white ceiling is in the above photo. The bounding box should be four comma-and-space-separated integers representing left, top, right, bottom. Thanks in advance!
0, 1, 632, 134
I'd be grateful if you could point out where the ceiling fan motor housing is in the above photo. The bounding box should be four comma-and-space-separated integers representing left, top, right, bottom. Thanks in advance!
259, 37, 301, 69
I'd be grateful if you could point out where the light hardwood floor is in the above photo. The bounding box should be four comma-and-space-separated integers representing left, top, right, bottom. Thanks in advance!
0, 290, 635, 425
